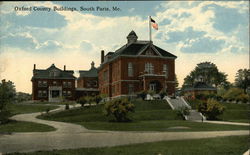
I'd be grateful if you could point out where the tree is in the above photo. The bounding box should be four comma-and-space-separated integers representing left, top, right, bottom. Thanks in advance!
183, 62, 229, 88
235, 69, 250, 93
175, 74, 179, 89
0, 79, 16, 123
104, 98, 135, 122
78, 96, 87, 107
198, 98, 225, 120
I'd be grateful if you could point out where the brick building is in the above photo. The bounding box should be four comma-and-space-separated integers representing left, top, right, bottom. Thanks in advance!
75, 61, 99, 99
98, 31, 177, 98
31, 64, 76, 102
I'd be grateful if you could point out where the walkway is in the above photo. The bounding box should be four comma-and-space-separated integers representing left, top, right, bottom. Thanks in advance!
0, 106, 249, 154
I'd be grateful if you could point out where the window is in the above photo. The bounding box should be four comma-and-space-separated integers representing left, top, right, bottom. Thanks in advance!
38, 81, 47, 87
38, 90, 43, 97
128, 84, 134, 94
43, 81, 47, 87
63, 91, 67, 96
128, 62, 133, 77
163, 64, 168, 77
145, 63, 154, 74
53, 81, 57, 85
68, 82, 72, 88
67, 91, 72, 97
38, 81, 42, 87
43, 91, 47, 97
149, 83, 156, 91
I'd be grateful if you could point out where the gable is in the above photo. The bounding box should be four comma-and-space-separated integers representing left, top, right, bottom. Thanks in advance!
140, 47, 159, 56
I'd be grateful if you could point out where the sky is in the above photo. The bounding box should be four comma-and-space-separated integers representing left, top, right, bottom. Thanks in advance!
0, 1, 249, 93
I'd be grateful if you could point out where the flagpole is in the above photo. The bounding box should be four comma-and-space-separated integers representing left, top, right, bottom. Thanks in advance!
149, 16, 152, 42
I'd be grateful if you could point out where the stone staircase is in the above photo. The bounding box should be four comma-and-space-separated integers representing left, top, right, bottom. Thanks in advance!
165, 96, 205, 121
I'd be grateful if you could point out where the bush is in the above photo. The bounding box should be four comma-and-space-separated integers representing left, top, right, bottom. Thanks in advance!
198, 99, 225, 120
78, 97, 87, 107
65, 104, 69, 110
94, 95, 102, 104
222, 88, 245, 101
159, 89, 167, 99
137, 90, 147, 100
104, 98, 135, 122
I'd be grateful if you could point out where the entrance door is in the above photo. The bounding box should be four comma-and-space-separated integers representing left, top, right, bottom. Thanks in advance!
52, 90, 60, 98
149, 83, 156, 91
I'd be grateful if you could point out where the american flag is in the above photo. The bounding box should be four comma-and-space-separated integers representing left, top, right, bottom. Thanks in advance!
150, 18, 158, 30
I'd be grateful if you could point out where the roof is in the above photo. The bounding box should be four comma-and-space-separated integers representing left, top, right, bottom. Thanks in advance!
79, 67, 98, 78
32, 64, 76, 80
101, 41, 177, 66
184, 82, 217, 91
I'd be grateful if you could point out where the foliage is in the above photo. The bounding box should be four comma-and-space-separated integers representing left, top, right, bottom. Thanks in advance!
174, 107, 190, 120
198, 99, 225, 120
159, 89, 167, 99
175, 74, 179, 89
78, 96, 87, 107
94, 95, 102, 104
222, 87, 248, 102
0, 79, 16, 123
104, 98, 135, 122
137, 90, 147, 100
15, 92, 31, 102
65, 104, 70, 110
234, 69, 250, 93
183, 62, 230, 88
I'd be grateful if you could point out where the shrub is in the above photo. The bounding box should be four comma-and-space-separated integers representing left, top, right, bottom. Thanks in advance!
159, 89, 167, 99
94, 95, 102, 104
78, 97, 87, 107
222, 88, 245, 101
104, 98, 135, 122
65, 103, 70, 110
137, 90, 147, 100
198, 99, 225, 120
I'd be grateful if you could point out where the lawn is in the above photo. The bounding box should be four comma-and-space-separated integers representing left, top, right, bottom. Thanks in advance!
218, 102, 250, 123
7, 103, 59, 116
39, 100, 249, 131
186, 99, 249, 123
8, 136, 249, 155
0, 120, 55, 133
0, 103, 59, 133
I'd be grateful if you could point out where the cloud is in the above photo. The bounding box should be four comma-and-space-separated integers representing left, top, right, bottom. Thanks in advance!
202, 4, 248, 33
180, 37, 225, 53
166, 27, 206, 43
0, 33, 39, 50
79, 40, 94, 52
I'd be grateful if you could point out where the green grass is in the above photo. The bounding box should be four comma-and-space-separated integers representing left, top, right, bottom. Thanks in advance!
218, 102, 250, 123
7, 104, 59, 116
39, 100, 249, 131
0, 120, 55, 133
186, 99, 249, 123
9, 136, 249, 155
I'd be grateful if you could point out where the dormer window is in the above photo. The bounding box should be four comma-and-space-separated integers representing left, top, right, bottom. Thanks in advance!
50, 69, 59, 77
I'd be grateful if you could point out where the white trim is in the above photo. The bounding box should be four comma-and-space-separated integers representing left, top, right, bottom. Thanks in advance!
111, 94, 137, 99
180, 96, 192, 109
165, 96, 175, 110
137, 44, 150, 56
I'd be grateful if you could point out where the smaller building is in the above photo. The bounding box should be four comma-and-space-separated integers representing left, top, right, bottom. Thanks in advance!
31, 64, 76, 102
75, 61, 99, 99
183, 81, 217, 99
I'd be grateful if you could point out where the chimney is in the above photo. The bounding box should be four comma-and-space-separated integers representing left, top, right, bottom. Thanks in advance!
91, 61, 95, 69
101, 50, 104, 63
33, 64, 36, 70
64, 65, 66, 71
